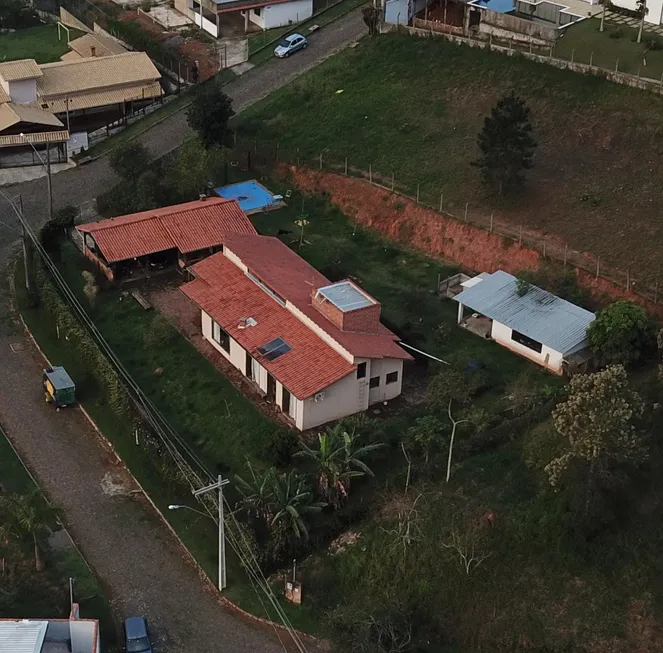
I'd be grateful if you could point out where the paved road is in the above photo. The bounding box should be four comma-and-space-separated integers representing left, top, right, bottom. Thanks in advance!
0, 10, 365, 239
0, 10, 365, 651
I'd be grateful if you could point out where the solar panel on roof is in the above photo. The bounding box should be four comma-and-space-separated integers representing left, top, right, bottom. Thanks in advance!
316, 281, 374, 312
257, 337, 292, 361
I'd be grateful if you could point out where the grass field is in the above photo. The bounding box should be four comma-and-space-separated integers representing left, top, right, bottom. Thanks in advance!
1, 25, 83, 63
237, 32, 663, 285
555, 18, 663, 78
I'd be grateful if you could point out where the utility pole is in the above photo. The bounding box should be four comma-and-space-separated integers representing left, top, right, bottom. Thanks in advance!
193, 475, 230, 590
46, 144, 53, 223
19, 195, 29, 290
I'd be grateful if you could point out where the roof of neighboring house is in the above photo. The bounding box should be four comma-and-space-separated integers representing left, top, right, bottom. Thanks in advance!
36, 81, 162, 113
0, 59, 42, 82
0, 88, 10, 103
77, 198, 256, 263
37, 52, 160, 99
454, 270, 595, 354
65, 33, 128, 59
0, 130, 69, 148
0, 619, 47, 653
182, 252, 356, 399
0, 103, 63, 132
222, 234, 412, 361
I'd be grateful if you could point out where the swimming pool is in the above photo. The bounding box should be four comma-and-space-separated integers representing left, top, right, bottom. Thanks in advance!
214, 180, 278, 214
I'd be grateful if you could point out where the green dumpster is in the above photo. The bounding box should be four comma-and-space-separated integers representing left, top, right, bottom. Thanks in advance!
43, 366, 76, 408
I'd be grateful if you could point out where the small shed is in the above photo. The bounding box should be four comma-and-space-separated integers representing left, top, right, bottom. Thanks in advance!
454, 270, 595, 374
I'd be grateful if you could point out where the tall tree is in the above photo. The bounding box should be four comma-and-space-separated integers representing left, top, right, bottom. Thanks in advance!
587, 300, 656, 367
109, 141, 151, 182
0, 492, 51, 572
295, 425, 384, 506
545, 365, 648, 517
186, 80, 235, 149
472, 91, 537, 195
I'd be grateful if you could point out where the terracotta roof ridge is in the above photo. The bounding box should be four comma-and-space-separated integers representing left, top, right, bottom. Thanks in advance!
39, 51, 146, 69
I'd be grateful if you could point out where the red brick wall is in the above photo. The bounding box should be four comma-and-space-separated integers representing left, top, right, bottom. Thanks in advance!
312, 291, 382, 333
280, 165, 663, 320
312, 292, 344, 330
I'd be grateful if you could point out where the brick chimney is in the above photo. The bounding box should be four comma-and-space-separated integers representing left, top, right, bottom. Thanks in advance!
312, 281, 381, 333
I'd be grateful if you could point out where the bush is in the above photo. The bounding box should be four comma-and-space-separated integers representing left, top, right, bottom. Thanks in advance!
587, 300, 656, 367
262, 428, 299, 466
109, 141, 152, 183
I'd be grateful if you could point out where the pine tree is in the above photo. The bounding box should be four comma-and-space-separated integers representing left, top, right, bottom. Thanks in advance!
473, 91, 536, 195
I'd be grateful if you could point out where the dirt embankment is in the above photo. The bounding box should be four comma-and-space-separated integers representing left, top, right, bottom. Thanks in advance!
280, 165, 663, 319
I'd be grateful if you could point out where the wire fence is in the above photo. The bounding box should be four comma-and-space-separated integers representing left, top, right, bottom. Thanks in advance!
231, 138, 663, 308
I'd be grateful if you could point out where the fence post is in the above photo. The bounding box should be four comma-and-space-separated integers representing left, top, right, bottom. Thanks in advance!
297, 147, 300, 166
596, 257, 600, 278
416, 184, 420, 203
563, 244, 567, 266
319, 153, 323, 170
529, 42, 533, 54
549, 45, 553, 58
615, 59, 619, 73
489, 212, 494, 232
464, 203, 468, 222
344, 157, 348, 175
369, 164, 373, 184
626, 268, 630, 290
637, 68, 641, 80
439, 192, 443, 212
571, 48, 575, 63
655, 282, 659, 304
543, 237, 546, 258
589, 52, 593, 67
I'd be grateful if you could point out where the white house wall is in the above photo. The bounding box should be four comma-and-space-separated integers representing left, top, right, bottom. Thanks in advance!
300, 369, 363, 431
252, 0, 313, 29
490, 320, 564, 374
7, 78, 38, 104
367, 358, 403, 404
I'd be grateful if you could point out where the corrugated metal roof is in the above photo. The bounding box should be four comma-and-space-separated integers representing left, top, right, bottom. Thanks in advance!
0, 130, 69, 148
37, 82, 162, 113
0, 103, 63, 131
0, 59, 42, 82
182, 253, 356, 399
38, 52, 160, 97
0, 620, 48, 653
67, 33, 128, 58
454, 270, 595, 354
77, 197, 256, 263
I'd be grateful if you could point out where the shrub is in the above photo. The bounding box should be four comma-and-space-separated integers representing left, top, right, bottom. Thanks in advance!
263, 428, 299, 466
109, 141, 151, 183
587, 300, 656, 367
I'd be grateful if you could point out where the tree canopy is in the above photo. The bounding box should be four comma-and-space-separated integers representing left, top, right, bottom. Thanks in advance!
473, 91, 536, 195
186, 81, 235, 149
109, 141, 152, 183
587, 300, 656, 367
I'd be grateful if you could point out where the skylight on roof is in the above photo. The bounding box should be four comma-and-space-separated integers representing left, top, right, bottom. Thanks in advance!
315, 281, 375, 313
257, 337, 292, 361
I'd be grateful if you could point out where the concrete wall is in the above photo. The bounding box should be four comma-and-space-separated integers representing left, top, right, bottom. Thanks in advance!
477, 7, 558, 42
491, 320, 564, 373
385, 0, 411, 24
7, 79, 38, 104
69, 620, 98, 653
250, 0, 313, 28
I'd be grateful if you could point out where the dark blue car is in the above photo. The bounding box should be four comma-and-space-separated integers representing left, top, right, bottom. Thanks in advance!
124, 617, 153, 653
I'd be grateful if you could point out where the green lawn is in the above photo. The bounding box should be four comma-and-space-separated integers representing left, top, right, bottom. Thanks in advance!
1, 24, 83, 64
236, 32, 663, 285
0, 424, 119, 650
554, 17, 663, 78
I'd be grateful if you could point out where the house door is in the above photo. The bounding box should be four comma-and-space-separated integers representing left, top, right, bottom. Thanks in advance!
267, 374, 276, 401
245, 351, 253, 380
282, 387, 291, 414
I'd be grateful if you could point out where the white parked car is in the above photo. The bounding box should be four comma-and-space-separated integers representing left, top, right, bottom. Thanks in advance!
274, 33, 308, 58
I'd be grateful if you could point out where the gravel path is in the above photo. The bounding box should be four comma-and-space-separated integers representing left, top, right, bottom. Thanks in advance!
0, 12, 365, 651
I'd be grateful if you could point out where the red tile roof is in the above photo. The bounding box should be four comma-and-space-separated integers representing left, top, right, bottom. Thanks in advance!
77, 198, 256, 263
223, 234, 413, 361
182, 253, 356, 400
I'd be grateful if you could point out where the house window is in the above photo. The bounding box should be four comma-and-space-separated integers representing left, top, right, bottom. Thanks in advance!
357, 362, 367, 379
511, 329, 543, 354
213, 321, 230, 352
369, 376, 380, 389
386, 371, 398, 385
254, 6, 261, 15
